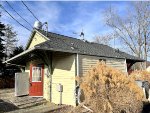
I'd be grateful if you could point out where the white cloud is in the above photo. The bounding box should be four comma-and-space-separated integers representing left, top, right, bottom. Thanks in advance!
1, 1, 130, 50
1, 1, 61, 47
53, 2, 111, 41
25, 1, 61, 30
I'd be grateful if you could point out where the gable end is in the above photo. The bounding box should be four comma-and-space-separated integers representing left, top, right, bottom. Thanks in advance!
26, 30, 49, 50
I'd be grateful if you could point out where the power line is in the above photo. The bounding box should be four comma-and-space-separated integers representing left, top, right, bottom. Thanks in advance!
21, 1, 40, 22
0, 4, 31, 32
6, 1, 33, 29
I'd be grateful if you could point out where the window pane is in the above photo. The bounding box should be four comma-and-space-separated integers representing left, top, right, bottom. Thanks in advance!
32, 67, 42, 82
99, 59, 106, 63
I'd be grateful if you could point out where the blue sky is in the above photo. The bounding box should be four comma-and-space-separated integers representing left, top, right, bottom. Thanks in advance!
1, 1, 130, 49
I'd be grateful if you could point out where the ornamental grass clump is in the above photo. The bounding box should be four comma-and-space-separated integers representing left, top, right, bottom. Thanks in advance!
70, 62, 144, 113
129, 70, 150, 83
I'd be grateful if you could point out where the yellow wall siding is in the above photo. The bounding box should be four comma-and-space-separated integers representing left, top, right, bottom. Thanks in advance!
28, 32, 48, 49
24, 54, 76, 105
25, 60, 43, 75
43, 65, 51, 101
78, 54, 127, 76
25, 53, 126, 106
52, 53, 76, 106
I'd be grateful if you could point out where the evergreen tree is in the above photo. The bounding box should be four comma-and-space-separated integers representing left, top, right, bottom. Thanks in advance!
0, 22, 5, 67
10, 46, 24, 58
3, 25, 18, 59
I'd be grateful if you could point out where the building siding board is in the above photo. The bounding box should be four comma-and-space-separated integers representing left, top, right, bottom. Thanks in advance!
24, 53, 76, 106
106, 59, 126, 73
24, 30, 127, 106
28, 32, 48, 49
78, 54, 127, 76
25, 60, 51, 100
43, 65, 51, 100
25, 53, 126, 106
52, 53, 76, 106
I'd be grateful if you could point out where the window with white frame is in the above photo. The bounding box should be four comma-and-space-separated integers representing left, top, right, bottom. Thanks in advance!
32, 67, 42, 82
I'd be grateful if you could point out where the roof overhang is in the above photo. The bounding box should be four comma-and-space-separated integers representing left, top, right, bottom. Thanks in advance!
4, 45, 145, 67
126, 58, 145, 62
3, 47, 36, 66
3, 47, 77, 66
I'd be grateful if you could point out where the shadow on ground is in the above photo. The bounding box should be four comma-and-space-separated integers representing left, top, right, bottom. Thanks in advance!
142, 100, 150, 113
0, 99, 18, 112
142, 103, 150, 113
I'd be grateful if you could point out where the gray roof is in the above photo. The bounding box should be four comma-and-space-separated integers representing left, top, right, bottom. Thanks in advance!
34, 29, 144, 61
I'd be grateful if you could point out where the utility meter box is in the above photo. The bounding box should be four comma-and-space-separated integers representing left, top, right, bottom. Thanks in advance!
57, 84, 63, 92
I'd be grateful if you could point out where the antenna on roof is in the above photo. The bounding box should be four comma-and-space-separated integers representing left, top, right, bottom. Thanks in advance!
80, 29, 84, 40
43, 22, 48, 37
72, 28, 85, 40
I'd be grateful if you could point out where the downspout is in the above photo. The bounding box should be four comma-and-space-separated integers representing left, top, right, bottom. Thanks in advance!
49, 53, 53, 102
75, 54, 93, 112
44, 52, 53, 102
75, 53, 79, 105
41, 51, 53, 102
77, 54, 79, 77
125, 59, 128, 75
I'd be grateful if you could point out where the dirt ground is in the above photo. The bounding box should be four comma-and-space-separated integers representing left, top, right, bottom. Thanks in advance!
0, 88, 73, 113
1, 88, 150, 113
49, 105, 73, 113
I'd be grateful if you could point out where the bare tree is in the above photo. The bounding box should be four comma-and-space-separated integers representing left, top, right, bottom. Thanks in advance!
104, 2, 150, 62
94, 33, 114, 45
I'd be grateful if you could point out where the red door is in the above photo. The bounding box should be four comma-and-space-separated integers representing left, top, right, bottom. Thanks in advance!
29, 64, 44, 96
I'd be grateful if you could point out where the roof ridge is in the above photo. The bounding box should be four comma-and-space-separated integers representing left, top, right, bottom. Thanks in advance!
37, 29, 81, 40
36, 29, 144, 61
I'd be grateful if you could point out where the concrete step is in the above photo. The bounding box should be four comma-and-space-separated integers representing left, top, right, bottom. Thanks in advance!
10, 97, 47, 109
17, 99, 47, 109
0, 89, 61, 113
7, 103, 66, 113
0, 97, 48, 112
10, 97, 43, 105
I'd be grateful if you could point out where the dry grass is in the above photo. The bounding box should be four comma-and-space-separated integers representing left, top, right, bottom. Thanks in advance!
49, 105, 73, 113
129, 70, 150, 83
70, 62, 144, 113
